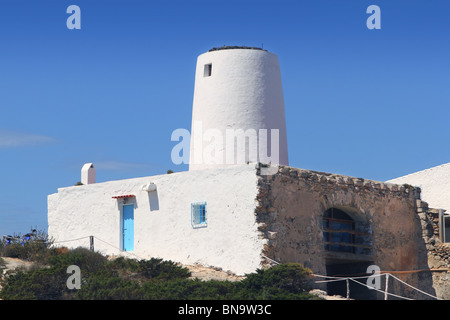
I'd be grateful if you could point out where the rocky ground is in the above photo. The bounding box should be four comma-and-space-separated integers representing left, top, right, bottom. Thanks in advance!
184, 264, 246, 282
308, 289, 350, 300
1, 257, 34, 272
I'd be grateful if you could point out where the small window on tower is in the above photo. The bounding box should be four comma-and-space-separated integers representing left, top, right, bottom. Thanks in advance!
204, 64, 212, 77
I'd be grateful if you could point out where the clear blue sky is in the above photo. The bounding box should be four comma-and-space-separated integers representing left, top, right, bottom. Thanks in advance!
0, 0, 449, 236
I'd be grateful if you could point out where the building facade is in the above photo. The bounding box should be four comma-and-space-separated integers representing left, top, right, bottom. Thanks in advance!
47, 47, 449, 299
48, 162, 442, 299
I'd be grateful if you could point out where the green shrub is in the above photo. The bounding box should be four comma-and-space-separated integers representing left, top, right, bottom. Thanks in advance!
227, 263, 316, 300
143, 278, 237, 300
46, 247, 108, 274
0, 267, 69, 300
0, 257, 4, 276
74, 270, 144, 300
73, 258, 190, 299
108, 257, 191, 281
0, 229, 55, 263
137, 258, 191, 281
0, 247, 318, 300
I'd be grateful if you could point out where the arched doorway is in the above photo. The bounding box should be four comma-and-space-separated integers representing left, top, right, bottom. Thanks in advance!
322, 207, 375, 299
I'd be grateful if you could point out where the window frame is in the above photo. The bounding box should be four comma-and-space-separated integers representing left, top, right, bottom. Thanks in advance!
323, 208, 356, 253
191, 201, 207, 228
203, 63, 212, 77
440, 210, 450, 242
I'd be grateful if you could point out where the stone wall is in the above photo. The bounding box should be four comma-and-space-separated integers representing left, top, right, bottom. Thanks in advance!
256, 165, 435, 299
417, 200, 450, 299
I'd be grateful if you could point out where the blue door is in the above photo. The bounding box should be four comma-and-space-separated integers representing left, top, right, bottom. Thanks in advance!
122, 205, 134, 251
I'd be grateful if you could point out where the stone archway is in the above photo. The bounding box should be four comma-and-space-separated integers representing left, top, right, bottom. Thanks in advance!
322, 207, 375, 299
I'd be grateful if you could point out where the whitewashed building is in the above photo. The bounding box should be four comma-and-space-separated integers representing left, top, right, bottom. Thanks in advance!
387, 163, 450, 214
48, 47, 446, 299
48, 46, 288, 276
48, 163, 265, 275
387, 162, 450, 242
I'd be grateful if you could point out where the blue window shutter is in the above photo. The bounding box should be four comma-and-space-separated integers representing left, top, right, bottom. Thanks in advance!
191, 202, 207, 228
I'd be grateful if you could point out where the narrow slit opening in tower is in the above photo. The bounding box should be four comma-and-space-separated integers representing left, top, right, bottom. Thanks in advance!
204, 63, 212, 77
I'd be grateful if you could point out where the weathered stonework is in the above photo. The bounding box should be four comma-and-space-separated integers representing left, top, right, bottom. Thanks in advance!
416, 200, 450, 299
255, 165, 436, 299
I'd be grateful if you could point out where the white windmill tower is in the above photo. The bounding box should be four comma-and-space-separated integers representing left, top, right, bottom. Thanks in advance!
189, 46, 289, 171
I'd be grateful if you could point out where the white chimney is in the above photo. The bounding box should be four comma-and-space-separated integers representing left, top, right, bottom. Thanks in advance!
81, 163, 95, 185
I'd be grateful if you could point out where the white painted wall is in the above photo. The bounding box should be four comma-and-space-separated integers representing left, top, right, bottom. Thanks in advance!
48, 164, 265, 275
189, 48, 289, 170
387, 162, 450, 212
